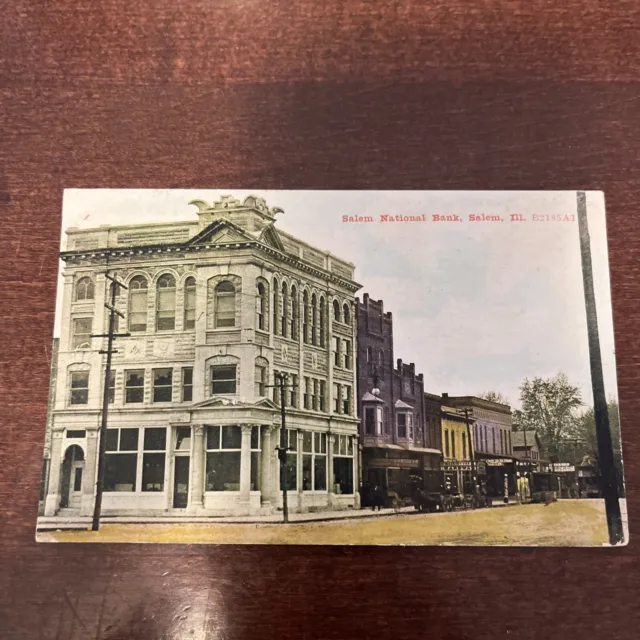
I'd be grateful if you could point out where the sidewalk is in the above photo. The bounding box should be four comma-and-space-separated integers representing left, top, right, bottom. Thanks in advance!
37, 506, 418, 531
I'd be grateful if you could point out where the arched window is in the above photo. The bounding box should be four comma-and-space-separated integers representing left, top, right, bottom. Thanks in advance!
311, 294, 318, 345
128, 275, 148, 332
273, 278, 279, 336
319, 296, 326, 346
333, 299, 341, 322
256, 282, 266, 331
215, 281, 236, 328
156, 274, 176, 331
184, 277, 196, 330
343, 303, 351, 325
75, 277, 94, 301
366, 346, 372, 363
281, 282, 288, 338
302, 290, 310, 344
290, 286, 298, 340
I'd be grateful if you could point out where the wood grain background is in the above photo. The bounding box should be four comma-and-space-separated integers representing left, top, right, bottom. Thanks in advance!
1, 1, 639, 638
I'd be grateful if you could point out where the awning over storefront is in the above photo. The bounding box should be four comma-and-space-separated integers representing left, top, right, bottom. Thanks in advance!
364, 443, 441, 455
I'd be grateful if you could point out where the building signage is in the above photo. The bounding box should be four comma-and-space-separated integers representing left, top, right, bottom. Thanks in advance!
368, 458, 420, 469
553, 463, 575, 472
485, 458, 513, 466
443, 461, 472, 471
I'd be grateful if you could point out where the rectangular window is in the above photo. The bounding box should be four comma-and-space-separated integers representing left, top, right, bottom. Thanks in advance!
129, 285, 148, 333
342, 386, 351, 416
463, 434, 467, 459
72, 318, 92, 350
157, 287, 175, 331
508, 431, 511, 454
175, 426, 191, 451
311, 379, 318, 411
255, 364, 267, 397
125, 370, 145, 404
444, 429, 450, 457
333, 383, 340, 413
184, 282, 196, 330
334, 337, 341, 367
397, 413, 407, 438
67, 430, 86, 438
364, 407, 375, 435
211, 365, 237, 395
407, 413, 414, 440
142, 427, 166, 492
182, 367, 193, 402
289, 374, 298, 407
107, 371, 115, 404
205, 426, 241, 491
70, 371, 89, 405
319, 380, 326, 412
303, 376, 311, 409
153, 368, 173, 403
452, 432, 457, 459
492, 429, 496, 453
344, 340, 352, 370
104, 428, 140, 492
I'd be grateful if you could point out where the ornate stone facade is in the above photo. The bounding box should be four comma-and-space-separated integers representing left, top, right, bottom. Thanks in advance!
44, 196, 360, 519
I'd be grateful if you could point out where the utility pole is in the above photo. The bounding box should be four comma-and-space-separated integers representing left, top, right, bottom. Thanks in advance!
267, 372, 298, 524
91, 273, 129, 532
576, 191, 624, 545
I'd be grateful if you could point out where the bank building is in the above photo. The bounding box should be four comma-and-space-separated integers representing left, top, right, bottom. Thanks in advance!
42, 195, 360, 519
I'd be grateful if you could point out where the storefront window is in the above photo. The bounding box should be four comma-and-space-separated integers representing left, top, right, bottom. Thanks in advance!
206, 426, 241, 491
104, 428, 139, 492
142, 428, 166, 492
279, 428, 297, 491
301, 431, 327, 492
332, 434, 354, 495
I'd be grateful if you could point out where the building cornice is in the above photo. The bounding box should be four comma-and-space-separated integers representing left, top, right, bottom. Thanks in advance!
61, 238, 362, 293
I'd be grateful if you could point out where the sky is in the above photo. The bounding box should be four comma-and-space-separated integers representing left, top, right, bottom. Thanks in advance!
58, 189, 618, 409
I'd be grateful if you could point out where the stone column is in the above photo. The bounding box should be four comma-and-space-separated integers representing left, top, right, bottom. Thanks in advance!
239, 425, 253, 503
260, 426, 274, 506
80, 428, 99, 516
352, 436, 361, 508
44, 431, 64, 516
327, 434, 335, 507
297, 430, 304, 511
190, 425, 205, 511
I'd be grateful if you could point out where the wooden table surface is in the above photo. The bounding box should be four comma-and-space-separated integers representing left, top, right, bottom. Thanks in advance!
1, 2, 639, 638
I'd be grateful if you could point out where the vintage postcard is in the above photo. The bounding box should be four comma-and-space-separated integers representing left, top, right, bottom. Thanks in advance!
36, 190, 627, 546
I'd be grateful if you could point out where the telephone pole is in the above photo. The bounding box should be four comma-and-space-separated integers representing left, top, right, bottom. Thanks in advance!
91, 273, 129, 532
461, 408, 476, 496
267, 372, 298, 524
576, 191, 624, 545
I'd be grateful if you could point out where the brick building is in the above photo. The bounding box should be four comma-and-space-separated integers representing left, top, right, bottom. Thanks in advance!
42, 195, 360, 520
356, 294, 441, 501
442, 394, 515, 497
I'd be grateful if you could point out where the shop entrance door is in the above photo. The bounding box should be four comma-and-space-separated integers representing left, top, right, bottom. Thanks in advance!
173, 457, 190, 509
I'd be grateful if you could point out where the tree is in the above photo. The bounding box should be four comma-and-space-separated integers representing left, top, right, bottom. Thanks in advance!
572, 400, 624, 495
479, 391, 510, 406
518, 373, 582, 461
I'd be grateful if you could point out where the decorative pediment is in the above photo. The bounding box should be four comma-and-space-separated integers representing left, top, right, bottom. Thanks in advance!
185, 219, 255, 247
258, 224, 286, 252
191, 396, 279, 410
